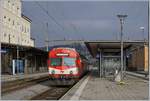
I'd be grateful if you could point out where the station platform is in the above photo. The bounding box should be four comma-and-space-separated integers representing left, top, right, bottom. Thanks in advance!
61, 69, 149, 100
1, 72, 48, 83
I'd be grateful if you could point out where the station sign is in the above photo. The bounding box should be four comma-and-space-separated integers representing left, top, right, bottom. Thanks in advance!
0, 49, 8, 53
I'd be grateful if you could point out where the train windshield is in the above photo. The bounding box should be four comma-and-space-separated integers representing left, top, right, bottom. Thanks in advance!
63, 58, 76, 66
50, 58, 62, 66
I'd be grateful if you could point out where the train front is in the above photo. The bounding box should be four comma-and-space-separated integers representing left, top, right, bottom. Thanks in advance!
47, 48, 81, 84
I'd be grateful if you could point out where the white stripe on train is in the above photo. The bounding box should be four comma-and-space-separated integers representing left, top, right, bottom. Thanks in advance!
48, 67, 78, 74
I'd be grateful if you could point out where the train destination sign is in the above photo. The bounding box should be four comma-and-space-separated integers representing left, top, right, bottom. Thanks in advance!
56, 53, 69, 56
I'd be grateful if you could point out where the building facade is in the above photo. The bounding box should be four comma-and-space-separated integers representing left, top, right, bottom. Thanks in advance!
127, 43, 148, 72
0, 0, 34, 47
0, 0, 47, 75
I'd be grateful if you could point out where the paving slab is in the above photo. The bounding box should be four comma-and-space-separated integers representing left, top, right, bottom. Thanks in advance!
61, 69, 149, 100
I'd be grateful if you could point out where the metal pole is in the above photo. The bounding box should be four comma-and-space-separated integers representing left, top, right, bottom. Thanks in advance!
120, 19, 123, 81
99, 50, 101, 77
34, 56, 36, 73
142, 28, 145, 41
8, 34, 12, 73
148, 0, 149, 75
117, 14, 127, 81
124, 50, 127, 78
46, 22, 49, 52
140, 27, 145, 41
100, 50, 102, 78
46, 2, 49, 51
17, 37, 19, 74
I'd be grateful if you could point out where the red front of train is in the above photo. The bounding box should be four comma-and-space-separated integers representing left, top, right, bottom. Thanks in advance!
47, 47, 88, 80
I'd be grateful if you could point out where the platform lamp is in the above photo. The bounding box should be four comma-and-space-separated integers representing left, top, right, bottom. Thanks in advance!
117, 14, 128, 81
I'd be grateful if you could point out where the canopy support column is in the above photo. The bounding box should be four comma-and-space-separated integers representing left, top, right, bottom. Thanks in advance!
98, 49, 102, 78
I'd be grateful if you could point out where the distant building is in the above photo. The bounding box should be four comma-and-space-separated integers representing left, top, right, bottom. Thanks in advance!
127, 43, 148, 72
0, 0, 34, 47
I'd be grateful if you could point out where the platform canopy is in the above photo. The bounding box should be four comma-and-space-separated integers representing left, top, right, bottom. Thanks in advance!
85, 40, 145, 57
1, 43, 48, 55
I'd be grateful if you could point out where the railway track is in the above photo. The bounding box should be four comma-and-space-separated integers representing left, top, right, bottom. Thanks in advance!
1, 76, 49, 94
30, 86, 72, 100
30, 73, 89, 100
2, 72, 90, 100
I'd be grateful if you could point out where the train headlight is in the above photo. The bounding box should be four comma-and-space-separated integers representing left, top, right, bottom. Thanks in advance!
51, 70, 55, 74
76, 68, 79, 72
76, 68, 79, 73
70, 71, 73, 74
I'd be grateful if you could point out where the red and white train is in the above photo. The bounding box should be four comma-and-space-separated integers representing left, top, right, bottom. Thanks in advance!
47, 47, 89, 85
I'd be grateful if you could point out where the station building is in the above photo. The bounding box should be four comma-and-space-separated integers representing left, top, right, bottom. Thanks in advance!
0, 0, 34, 46
0, 0, 48, 75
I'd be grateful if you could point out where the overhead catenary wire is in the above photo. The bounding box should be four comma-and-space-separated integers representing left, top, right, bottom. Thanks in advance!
23, 2, 63, 47
36, 2, 84, 41
70, 23, 85, 41
24, 2, 86, 47
35, 1, 65, 32
35, 1, 86, 47
35, 1, 75, 46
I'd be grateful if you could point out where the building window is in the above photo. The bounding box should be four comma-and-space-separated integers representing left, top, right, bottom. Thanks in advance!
25, 27, 26, 33
22, 26, 24, 32
4, 16, 6, 19
13, 20, 14, 25
8, 18, 10, 21
8, 0, 11, 8
28, 28, 29, 33
4, 33, 7, 37
17, 7, 19, 10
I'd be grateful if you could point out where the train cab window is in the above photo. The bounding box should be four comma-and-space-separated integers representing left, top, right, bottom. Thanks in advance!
50, 58, 62, 66
63, 58, 76, 66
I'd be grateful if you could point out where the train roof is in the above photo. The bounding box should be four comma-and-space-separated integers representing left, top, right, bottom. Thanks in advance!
51, 47, 88, 60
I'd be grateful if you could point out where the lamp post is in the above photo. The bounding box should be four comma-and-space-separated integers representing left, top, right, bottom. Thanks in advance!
17, 35, 19, 74
45, 22, 49, 52
117, 14, 127, 81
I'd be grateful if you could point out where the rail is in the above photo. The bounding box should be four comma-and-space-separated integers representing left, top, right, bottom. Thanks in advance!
1, 75, 49, 94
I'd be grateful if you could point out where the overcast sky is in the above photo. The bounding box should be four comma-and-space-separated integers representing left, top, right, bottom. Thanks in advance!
22, 1, 148, 47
